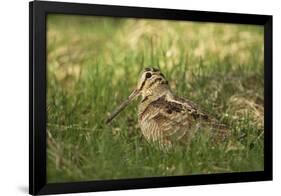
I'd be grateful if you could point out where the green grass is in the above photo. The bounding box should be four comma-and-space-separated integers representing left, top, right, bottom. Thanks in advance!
46, 15, 264, 183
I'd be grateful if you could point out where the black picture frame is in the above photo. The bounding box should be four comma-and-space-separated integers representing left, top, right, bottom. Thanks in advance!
29, 1, 273, 195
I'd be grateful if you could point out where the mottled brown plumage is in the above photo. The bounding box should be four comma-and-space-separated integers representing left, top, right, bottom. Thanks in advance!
106, 67, 229, 148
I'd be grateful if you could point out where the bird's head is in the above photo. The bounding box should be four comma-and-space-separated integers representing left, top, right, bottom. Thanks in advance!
135, 67, 169, 100
106, 67, 170, 123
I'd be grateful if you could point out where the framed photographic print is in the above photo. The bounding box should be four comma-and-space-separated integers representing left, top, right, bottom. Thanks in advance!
29, 1, 273, 195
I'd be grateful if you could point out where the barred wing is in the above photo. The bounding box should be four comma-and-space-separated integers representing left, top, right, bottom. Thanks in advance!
139, 95, 229, 145
139, 95, 206, 144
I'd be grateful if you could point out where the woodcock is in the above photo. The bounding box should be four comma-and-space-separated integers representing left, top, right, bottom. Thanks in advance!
106, 67, 229, 148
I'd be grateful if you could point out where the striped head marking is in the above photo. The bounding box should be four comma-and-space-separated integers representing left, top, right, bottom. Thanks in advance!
136, 67, 169, 98
106, 67, 169, 124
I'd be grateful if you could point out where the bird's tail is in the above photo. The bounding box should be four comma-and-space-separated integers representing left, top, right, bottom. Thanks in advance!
200, 120, 231, 143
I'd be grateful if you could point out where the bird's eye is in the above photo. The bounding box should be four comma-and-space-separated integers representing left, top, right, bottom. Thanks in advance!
145, 72, 152, 79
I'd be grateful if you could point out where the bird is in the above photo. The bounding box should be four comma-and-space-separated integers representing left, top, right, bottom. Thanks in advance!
106, 67, 229, 148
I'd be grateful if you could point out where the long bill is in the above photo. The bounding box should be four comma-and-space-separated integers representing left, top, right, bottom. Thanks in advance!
105, 89, 139, 124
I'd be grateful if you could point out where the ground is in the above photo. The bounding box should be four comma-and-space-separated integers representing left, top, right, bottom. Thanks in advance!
46, 15, 264, 182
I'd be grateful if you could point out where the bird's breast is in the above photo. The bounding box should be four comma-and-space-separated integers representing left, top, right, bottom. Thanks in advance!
137, 101, 163, 142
